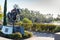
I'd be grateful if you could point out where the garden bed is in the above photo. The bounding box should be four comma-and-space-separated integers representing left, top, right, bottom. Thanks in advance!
0, 30, 33, 40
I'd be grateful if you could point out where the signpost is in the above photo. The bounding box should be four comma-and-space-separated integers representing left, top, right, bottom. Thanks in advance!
2, 1, 24, 34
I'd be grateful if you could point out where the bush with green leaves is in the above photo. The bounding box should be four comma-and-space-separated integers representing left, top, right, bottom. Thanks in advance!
32, 23, 41, 31
8, 32, 22, 39
32, 23, 56, 33
0, 32, 22, 39
55, 26, 60, 32
22, 31, 33, 39
22, 18, 33, 30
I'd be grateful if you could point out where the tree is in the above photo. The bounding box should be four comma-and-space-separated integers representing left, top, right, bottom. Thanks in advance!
3, 0, 7, 26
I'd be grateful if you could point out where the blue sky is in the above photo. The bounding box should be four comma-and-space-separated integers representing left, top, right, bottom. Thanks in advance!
0, 0, 60, 17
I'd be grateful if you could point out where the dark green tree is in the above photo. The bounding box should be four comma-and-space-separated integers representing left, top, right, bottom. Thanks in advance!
3, 0, 7, 26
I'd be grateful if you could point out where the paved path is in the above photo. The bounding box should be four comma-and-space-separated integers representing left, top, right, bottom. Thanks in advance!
25, 32, 54, 40
25, 36, 54, 40
0, 37, 11, 40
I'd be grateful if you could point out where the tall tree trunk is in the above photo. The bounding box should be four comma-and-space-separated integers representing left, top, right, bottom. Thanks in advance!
3, 0, 7, 26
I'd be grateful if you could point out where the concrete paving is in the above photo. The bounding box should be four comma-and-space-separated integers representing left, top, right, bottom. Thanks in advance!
25, 32, 54, 40
0, 37, 11, 40
25, 37, 54, 40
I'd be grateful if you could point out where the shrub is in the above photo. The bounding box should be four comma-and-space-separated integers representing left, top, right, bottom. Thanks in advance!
46, 24, 56, 33
14, 32, 22, 39
7, 34, 15, 39
32, 23, 56, 33
0, 30, 4, 36
32, 23, 41, 31
23, 31, 33, 39
55, 26, 60, 32
7, 32, 22, 39
0, 32, 22, 39
22, 18, 33, 30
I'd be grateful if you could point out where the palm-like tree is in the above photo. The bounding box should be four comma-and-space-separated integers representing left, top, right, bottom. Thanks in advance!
3, 0, 7, 26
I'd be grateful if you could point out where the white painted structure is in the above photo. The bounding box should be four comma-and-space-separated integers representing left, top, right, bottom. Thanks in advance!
2, 26, 13, 34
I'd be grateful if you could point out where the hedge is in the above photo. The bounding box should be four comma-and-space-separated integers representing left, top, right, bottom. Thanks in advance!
55, 26, 60, 32
31, 23, 57, 33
